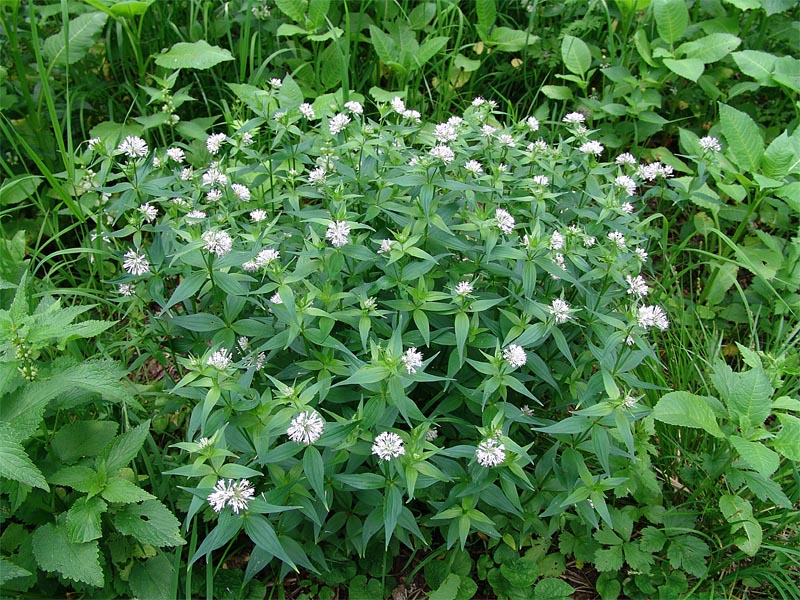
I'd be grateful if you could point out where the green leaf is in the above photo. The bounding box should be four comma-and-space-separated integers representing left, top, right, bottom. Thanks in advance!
594, 545, 623, 572
161, 271, 207, 312
101, 477, 156, 503
417, 36, 450, 67
500, 557, 538, 587
100, 420, 151, 473
652, 0, 689, 44
66, 496, 107, 543
274, 0, 308, 22
0, 423, 49, 491
129, 554, 175, 600
0, 557, 32, 585
639, 527, 666, 552
369, 25, 397, 66
719, 494, 762, 556
533, 577, 576, 600
429, 572, 460, 600
720, 366, 773, 426
663, 58, 704, 81
731, 50, 776, 83
762, 131, 799, 179
42, 12, 108, 66
561, 35, 592, 76
49, 465, 100, 493
652, 392, 725, 437
774, 413, 800, 461
52, 420, 118, 463
719, 103, 764, 173
303, 445, 326, 506
113, 500, 185, 547
319, 42, 344, 89
667, 535, 709, 578
728, 436, 779, 476
475, 0, 496, 30
487, 27, 537, 52
307, 0, 329, 30
0, 175, 42, 207
154, 40, 234, 70
244, 515, 297, 570
32, 523, 104, 587
541, 85, 574, 100
677, 33, 740, 62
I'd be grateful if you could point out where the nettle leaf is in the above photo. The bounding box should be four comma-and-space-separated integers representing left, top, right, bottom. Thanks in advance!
0, 423, 49, 491
774, 413, 800, 461
731, 50, 776, 83
677, 33, 740, 63
594, 545, 623, 572
154, 40, 234, 70
101, 477, 156, 503
42, 11, 108, 66
719, 494, 762, 556
66, 496, 107, 543
729, 436, 779, 476
667, 535, 709, 578
32, 523, 104, 588
129, 554, 175, 600
652, 392, 725, 437
652, 0, 689, 44
113, 499, 185, 547
663, 58, 704, 82
99, 420, 151, 473
712, 364, 772, 427
533, 577, 575, 600
719, 103, 764, 173
52, 420, 118, 463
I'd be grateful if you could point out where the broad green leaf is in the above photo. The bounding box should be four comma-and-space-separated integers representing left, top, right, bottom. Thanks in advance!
43, 12, 108, 66
723, 0, 760, 10
728, 436, 779, 476
719, 494, 762, 556
762, 131, 798, 179
129, 554, 175, 600
652, 0, 689, 44
488, 27, 537, 52
652, 392, 725, 437
416, 36, 450, 67
319, 42, 344, 89
101, 477, 156, 503
719, 103, 763, 173
0, 175, 42, 207
476, 0, 496, 30
773, 56, 800, 93
0, 557, 31, 585
713, 365, 772, 426
155, 40, 234, 70
594, 545, 623, 572
113, 500, 185, 547
663, 58, 704, 81
190, 511, 241, 565
52, 420, 118, 463
277, 73, 304, 107
0, 423, 49, 491
666, 535, 708, 578
307, 0, 330, 30
32, 523, 104, 587
773, 413, 800, 461
99, 420, 151, 473
561, 35, 592, 76
500, 557, 538, 587
541, 85, 574, 100
677, 33, 740, 63
303, 445, 326, 506
731, 50, 776, 83
244, 515, 297, 570
49, 465, 100, 493
274, 0, 308, 22
369, 25, 397, 66
534, 577, 576, 600
66, 496, 107, 543
161, 271, 207, 312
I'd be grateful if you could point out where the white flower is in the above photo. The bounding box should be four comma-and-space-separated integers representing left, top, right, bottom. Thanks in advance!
325, 220, 351, 248
287, 411, 325, 445
622, 394, 637, 409
553, 253, 566, 271
635, 247, 648, 262
180, 167, 194, 181
525, 116, 540, 131
550, 230, 564, 251
206, 133, 227, 155
550, 299, 571, 324
269, 77, 283, 88
390, 97, 406, 113
203, 230, 234, 257
207, 349, 233, 370
503, 344, 527, 368
480, 124, 496, 137
498, 134, 516, 147
118, 283, 135, 296
122, 249, 150, 276
607, 231, 627, 249
472, 96, 486, 106
637, 305, 669, 331
425, 427, 439, 441
248, 248, 280, 270
615, 175, 637, 197
495, 208, 515, 234
455, 281, 474, 296
187, 210, 206, 219
231, 183, 251, 202
378, 238, 394, 254
530, 140, 548, 153
563, 112, 586, 124
699, 136, 721, 153
464, 160, 483, 175
626, 275, 650, 298
329, 113, 351, 135
533, 175, 549, 186
207, 479, 255, 514
166, 147, 185, 163
139, 203, 158, 223
206, 189, 222, 202
270, 292, 283, 304
371, 432, 406, 461
476, 438, 506, 467
429, 145, 455, 164
299, 103, 316, 119
87, 137, 102, 150
401, 347, 424, 374
621, 202, 635, 214
202, 168, 227, 188
637, 161, 673, 181
402, 109, 421, 122
117, 136, 148, 159
584, 236, 597, 248
197, 437, 213, 449
308, 166, 327, 185
238, 336, 250, 351
615, 152, 637, 166
250, 209, 268, 222
240, 132, 253, 146
344, 100, 363, 115
579, 140, 604, 156
447, 116, 463, 128
434, 122, 458, 143
625, 335, 635, 346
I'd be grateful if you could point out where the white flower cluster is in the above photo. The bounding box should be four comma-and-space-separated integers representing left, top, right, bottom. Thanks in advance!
207, 479, 255, 514
325, 220, 351, 248
503, 344, 527, 368
401, 347, 424, 374
371, 431, 405, 461
287, 411, 325, 445
476, 438, 506, 467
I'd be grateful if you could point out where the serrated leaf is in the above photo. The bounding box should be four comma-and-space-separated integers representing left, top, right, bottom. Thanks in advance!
99, 420, 151, 473
129, 553, 175, 600
762, 131, 799, 179
723, 367, 773, 426
561, 35, 592, 76
719, 494, 762, 556
0, 557, 32, 585
663, 58, 704, 81
49, 465, 100, 493
732, 50, 776, 83
774, 413, 800, 461
594, 546, 623, 572
0, 423, 49, 491
729, 436, 779, 476
274, 0, 308, 22
719, 103, 764, 173
678, 33, 740, 62
66, 496, 107, 543
639, 527, 666, 552
32, 523, 104, 587
52, 420, 118, 463
42, 12, 108, 66
533, 577, 575, 600
114, 500, 185, 547
653, 0, 689, 44
155, 40, 234, 70
667, 535, 708, 578
101, 477, 156, 503
369, 25, 397, 66
653, 392, 725, 437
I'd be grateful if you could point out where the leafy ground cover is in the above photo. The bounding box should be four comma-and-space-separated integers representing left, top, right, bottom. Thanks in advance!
1, 0, 798, 598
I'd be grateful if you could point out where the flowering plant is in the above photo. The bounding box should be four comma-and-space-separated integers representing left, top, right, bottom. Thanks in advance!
86, 77, 673, 582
